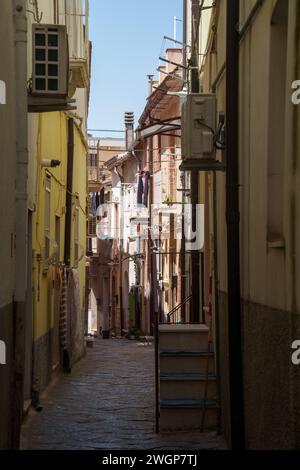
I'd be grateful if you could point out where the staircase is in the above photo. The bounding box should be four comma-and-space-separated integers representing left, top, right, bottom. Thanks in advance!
158, 323, 218, 431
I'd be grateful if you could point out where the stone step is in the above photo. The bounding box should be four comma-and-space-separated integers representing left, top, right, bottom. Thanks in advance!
160, 399, 218, 431
160, 349, 214, 374
159, 324, 209, 350
160, 373, 217, 400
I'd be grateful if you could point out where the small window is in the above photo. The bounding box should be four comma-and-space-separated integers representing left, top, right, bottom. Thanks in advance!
48, 64, 58, 76
36, 78, 46, 90
48, 79, 58, 91
48, 34, 58, 47
48, 49, 58, 62
36, 63, 46, 75
36, 49, 46, 61
35, 34, 45, 46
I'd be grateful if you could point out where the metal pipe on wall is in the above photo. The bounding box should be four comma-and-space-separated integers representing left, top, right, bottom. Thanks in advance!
226, 0, 245, 450
14, 0, 28, 302
190, 0, 201, 324
64, 118, 74, 267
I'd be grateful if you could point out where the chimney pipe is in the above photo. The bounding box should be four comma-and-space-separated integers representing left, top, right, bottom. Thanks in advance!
147, 74, 154, 96
124, 112, 134, 151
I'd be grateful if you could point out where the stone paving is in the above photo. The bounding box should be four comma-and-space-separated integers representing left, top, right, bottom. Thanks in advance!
21, 338, 226, 450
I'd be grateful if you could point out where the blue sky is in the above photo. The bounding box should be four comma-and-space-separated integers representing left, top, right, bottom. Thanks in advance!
88, 0, 182, 136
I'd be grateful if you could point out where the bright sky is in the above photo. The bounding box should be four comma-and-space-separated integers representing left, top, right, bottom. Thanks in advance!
88, 0, 183, 137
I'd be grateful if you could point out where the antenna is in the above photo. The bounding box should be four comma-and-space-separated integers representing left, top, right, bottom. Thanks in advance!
173, 17, 183, 44
174, 16, 177, 41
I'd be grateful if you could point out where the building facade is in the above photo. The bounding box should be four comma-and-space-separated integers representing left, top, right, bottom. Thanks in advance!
0, 0, 90, 449
87, 136, 126, 336
184, 0, 300, 449
0, 0, 24, 450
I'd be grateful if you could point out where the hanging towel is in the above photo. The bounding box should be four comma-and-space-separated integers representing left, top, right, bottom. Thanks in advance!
92, 193, 97, 216
137, 173, 143, 205
95, 192, 100, 210
100, 187, 105, 204
143, 171, 150, 208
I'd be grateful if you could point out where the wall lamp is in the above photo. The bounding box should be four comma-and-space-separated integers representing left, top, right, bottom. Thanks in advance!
41, 159, 61, 168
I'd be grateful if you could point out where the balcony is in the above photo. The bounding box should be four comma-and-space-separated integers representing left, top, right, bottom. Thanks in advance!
88, 166, 100, 183
69, 56, 89, 94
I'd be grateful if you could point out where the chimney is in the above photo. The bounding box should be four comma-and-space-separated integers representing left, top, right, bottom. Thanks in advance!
124, 112, 134, 151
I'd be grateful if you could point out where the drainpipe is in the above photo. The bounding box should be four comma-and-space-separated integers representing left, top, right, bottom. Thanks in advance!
12, 0, 28, 449
181, 0, 187, 320
182, 0, 187, 76
64, 118, 74, 267
226, 0, 245, 449
190, 1, 200, 323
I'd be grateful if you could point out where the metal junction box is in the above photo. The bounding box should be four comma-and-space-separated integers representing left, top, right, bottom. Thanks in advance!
180, 94, 217, 171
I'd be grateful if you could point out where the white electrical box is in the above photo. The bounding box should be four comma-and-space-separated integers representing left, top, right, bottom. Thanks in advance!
181, 94, 216, 166
32, 24, 69, 97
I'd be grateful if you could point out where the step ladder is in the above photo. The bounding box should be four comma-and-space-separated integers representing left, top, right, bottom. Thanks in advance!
157, 324, 218, 431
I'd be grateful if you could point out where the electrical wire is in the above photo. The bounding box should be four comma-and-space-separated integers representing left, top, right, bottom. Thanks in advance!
46, 170, 87, 216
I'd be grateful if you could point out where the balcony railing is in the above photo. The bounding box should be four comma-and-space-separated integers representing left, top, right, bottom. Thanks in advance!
88, 167, 109, 184
161, 295, 193, 324
88, 167, 99, 182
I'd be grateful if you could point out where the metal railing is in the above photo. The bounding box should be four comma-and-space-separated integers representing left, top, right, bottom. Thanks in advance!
161, 295, 193, 324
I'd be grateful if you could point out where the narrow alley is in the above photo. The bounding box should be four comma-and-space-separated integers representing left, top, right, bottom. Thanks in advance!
2, 0, 300, 459
21, 338, 224, 450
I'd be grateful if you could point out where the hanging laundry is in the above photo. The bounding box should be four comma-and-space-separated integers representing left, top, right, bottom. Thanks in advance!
100, 187, 105, 204
143, 171, 150, 208
92, 193, 97, 216
137, 172, 143, 205
95, 192, 100, 209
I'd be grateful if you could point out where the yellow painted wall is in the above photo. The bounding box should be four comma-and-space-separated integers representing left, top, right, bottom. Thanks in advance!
72, 122, 88, 313
32, 111, 87, 341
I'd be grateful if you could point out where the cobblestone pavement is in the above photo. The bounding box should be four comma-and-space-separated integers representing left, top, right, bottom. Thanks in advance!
21, 338, 226, 450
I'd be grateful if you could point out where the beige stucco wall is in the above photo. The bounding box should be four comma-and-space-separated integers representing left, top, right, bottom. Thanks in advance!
201, 0, 300, 449
210, 0, 300, 315
0, 1, 16, 309
0, 0, 17, 450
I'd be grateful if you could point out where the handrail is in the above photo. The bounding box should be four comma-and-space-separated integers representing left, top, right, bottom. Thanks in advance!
166, 295, 192, 322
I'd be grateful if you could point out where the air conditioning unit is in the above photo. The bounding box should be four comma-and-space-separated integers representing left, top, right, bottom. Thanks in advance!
32, 24, 69, 97
181, 94, 222, 171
